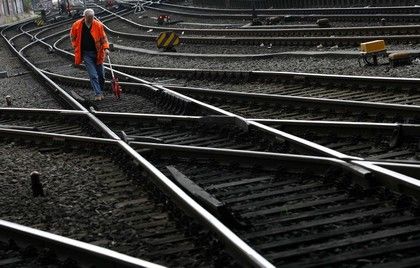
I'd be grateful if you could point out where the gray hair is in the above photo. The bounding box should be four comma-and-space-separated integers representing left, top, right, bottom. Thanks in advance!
83, 8, 94, 17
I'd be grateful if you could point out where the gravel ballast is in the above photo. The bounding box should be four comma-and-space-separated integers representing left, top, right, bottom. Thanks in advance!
0, 141, 220, 267
0, 39, 62, 109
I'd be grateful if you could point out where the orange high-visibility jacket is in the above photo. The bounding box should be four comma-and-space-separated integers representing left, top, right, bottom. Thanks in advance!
70, 18, 109, 65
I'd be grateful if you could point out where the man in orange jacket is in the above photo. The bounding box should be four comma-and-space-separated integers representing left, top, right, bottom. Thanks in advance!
70, 9, 110, 100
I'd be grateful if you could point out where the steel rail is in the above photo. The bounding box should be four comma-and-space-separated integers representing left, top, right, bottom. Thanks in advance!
351, 160, 420, 199
43, 66, 356, 160
116, 140, 276, 268
129, 141, 420, 199
7, 14, 420, 265
46, 70, 356, 161
0, 127, 117, 143
0, 126, 276, 267
0, 220, 164, 268
92, 110, 202, 121
130, 23, 420, 38
167, 85, 420, 116
0, 107, 87, 114
253, 119, 420, 136
254, 119, 415, 128
2, 19, 122, 141
0, 107, 107, 137
128, 140, 370, 181
45, 43, 411, 161
6, 21, 38, 42
1, 25, 84, 111
86, 112, 420, 138
105, 29, 420, 46
107, 64, 420, 89
143, 4, 420, 21
96, 5, 420, 36
364, 161, 420, 179
130, 136, 420, 267
8, 16, 74, 43
41, 8, 420, 229
89, 111, 365, 161
142, 1, 420, 15
142, 142, 420, 213
86, 111, 420, 167
3, 19, 278, 267
17, 8, 127, 53
89, 110, 420, 163
97, 6, 420, 43
50, 31, 420, 164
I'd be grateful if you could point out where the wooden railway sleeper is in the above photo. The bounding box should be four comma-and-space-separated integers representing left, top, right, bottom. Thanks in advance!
163, 95, 175, 112
169, 98, 180, 114
166, 166, 250, 230
161, 95, 172, 111
155, 90, 167, 104
172, 98, 184, 115
389, 124, 403, 148
169, 96, 183, 114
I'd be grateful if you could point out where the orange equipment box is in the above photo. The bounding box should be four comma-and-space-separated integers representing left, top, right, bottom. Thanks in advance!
360, 40, 386, 54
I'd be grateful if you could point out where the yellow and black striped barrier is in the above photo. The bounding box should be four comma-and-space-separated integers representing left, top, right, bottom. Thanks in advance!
34, 18, 45, 27
156, 31, 180, 51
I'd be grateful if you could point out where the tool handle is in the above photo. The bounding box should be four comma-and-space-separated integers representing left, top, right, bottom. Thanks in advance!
107, 54, 115, 79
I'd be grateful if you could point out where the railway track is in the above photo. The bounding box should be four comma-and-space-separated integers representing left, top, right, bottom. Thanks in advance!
44, 72, 420, 163
171, 0, 416, 10
91, 111, 303, 154
157, 77, 420, 106
43, 73, 348, 159
105, 8, 420, 37
100, 7, 420, 46
0, 219, 162, 268
52, 58, 420, 124
49, 30, 420, 158
50, 71, 420, 125
42, 71, 205, 115
1, 15, 275, 268
149, 2, 420, 14
141, 2, 420, 22
129, 140, 420, 267
85, 61, 419, 94
45, 16, 420, 158
169, 86, 420, 123
93, 111, 420, 163
0, 108, 104, 137
0, 26, 65, 110
106, 30, 419, 46
257, 119, 420, 163
0, 131, 239, 267
144, 1, 420, 14
3, 8, 420, 267
166, 79, 420, 106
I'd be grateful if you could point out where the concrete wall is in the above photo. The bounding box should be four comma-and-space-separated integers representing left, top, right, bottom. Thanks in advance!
0, 0, 27, 25
0, 0, 24, 16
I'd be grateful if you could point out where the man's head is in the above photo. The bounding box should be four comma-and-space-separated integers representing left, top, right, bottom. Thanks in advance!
83, 9, 94, 24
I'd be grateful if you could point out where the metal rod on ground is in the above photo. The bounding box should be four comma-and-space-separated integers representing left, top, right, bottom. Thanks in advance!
5, 95, 11, 106
30, 171, 44, 197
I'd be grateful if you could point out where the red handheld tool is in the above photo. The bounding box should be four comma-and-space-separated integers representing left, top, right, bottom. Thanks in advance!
107, 55, 122, 98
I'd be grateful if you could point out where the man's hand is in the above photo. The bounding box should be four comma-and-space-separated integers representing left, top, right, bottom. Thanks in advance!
105, 49, 110, 56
